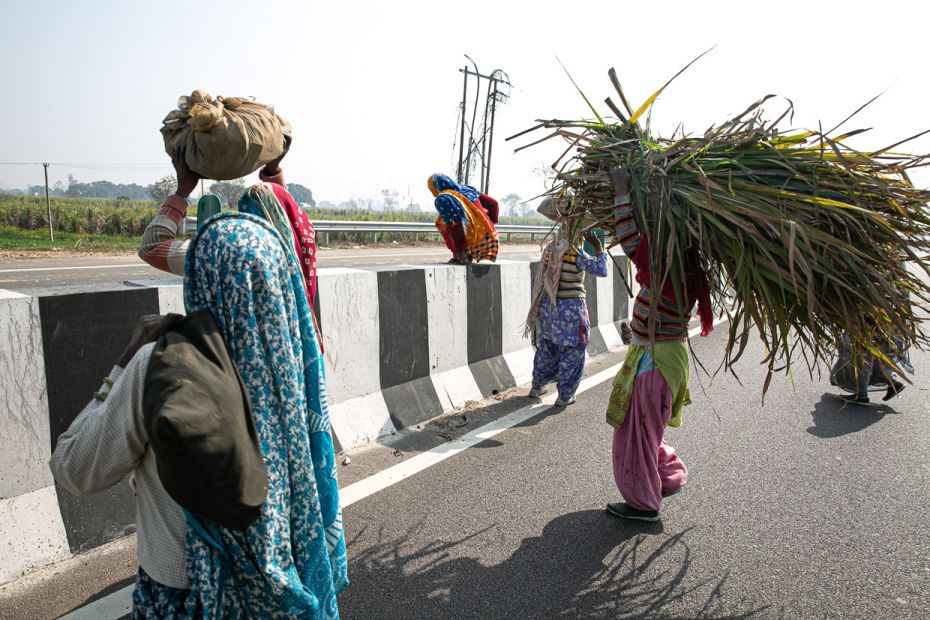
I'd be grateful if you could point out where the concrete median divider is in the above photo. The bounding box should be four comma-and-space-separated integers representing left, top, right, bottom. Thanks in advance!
0, 254, 631, 585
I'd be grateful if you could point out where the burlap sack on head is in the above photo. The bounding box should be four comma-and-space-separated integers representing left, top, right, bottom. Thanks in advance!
161, 89, 292, 181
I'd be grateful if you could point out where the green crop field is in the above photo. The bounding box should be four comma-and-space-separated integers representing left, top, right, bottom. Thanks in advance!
0, 195, 549, 250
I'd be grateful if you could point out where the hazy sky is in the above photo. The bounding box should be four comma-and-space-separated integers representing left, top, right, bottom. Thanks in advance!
2, 1, 930, 208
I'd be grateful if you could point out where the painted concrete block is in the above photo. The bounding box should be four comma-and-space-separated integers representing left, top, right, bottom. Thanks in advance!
469, 357, 515, 397
503, 348, 536, 387
586, 325, 609, 357
466, 264, 502, 364
598, 323, 623, 351
382, 377, 444, 429
424, 266, 469, 374
317, 269, 380, 403
596, 268, 614, 327
40, 289, 157, 552
498, 261, 531, 355
430, 366, 483, 412
378, 270, 429, 389
0, 485, 70, 585
585, 271, 600, 326
612, 254, 634, 321
328, 391, 396, 450
0, 296, 52, 499
156, 285, 185, 316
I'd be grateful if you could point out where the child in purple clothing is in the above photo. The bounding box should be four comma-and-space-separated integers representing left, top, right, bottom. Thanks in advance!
526, 203, 609, 406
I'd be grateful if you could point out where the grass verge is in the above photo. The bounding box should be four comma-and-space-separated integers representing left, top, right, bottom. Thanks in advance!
0, 227, 141, 252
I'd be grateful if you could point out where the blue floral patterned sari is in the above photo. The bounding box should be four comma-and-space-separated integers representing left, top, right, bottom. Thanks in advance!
180, 212, 347, 619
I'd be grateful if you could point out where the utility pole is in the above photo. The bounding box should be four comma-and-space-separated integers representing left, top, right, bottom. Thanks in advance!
42, 163, 53, 242
457, 66, 468, 184
484, 81, 499, 195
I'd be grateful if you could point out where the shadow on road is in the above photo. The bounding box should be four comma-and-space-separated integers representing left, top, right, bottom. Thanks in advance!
341, 510, 770, 618
807, 393, 900, 439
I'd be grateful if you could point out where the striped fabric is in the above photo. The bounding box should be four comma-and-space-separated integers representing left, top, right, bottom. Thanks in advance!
138, 194, 191, 275
557, 248, 585, 299
613, 204, 641, 258
630, 286, 690, 341
613, 203, 690, 341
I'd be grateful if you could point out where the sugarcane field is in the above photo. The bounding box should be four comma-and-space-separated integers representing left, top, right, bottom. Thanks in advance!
1, 2, 929, 619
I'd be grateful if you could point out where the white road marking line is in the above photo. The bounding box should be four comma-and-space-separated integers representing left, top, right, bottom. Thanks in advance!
0, 252, 540, 274
58, 585, 133, 619
0, 264, 142, 274
57, 318, 726, 619
339, 318, 726, 509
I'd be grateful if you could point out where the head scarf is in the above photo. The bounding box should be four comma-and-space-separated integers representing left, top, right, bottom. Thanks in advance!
428, 173, 480, 203
183, 213, 347, 619
238, 183, 318, 306
427, 173, 499, 262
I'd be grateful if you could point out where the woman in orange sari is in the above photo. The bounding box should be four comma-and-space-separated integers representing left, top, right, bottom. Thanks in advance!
427, 173, 499, 264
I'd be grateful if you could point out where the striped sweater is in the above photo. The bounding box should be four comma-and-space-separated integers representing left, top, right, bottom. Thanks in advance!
557, 247, 586, 299
613, 203, 713, 341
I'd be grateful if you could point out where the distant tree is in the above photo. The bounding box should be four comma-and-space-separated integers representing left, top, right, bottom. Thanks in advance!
149, 175, 177, 203
65, 174, 82, 198
208, 179, 246, 208
49, 176, 152, 200
287, 183, 316, 207
502, 193, 522, 217
381, 189, 398, 212
532, 162, 555, 189
318, 200, 336, 210
405, 202, 421, 213
519, 202, 538, 217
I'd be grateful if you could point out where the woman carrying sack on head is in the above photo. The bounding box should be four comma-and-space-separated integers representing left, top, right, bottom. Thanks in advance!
52, 212, 348, 619
427, 173, 499, 264
141, 93, 320, 308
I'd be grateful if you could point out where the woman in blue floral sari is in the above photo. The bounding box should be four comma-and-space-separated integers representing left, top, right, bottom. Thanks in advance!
177, 212, 348, 618
51, 211, 347, 619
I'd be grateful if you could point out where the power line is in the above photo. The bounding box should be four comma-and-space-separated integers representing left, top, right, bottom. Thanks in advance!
0, 161, 170, 169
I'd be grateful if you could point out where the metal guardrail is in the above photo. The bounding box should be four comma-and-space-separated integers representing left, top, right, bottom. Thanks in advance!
182, 217, 551, 240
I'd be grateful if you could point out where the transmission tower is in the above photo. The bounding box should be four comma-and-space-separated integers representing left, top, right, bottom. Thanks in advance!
454, 55, 511, 195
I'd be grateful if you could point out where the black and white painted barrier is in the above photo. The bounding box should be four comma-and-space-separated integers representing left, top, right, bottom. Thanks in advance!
0, 255, 632, 585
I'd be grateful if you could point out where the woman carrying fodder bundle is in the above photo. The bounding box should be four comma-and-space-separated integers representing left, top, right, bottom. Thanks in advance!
526, 193, 609, 407
604, 166, 714, 523
510, 61, 930, 520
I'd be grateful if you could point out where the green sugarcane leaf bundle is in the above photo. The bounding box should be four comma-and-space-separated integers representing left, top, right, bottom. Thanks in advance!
509, 64, 930, 391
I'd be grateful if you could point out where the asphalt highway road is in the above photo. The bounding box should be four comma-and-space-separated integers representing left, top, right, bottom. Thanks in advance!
3, 324, 928, 619
336, 326, 930, 619
0, 245, 544, 295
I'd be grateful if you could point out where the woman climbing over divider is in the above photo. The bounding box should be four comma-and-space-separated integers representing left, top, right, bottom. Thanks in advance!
427, 173, 500, 264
